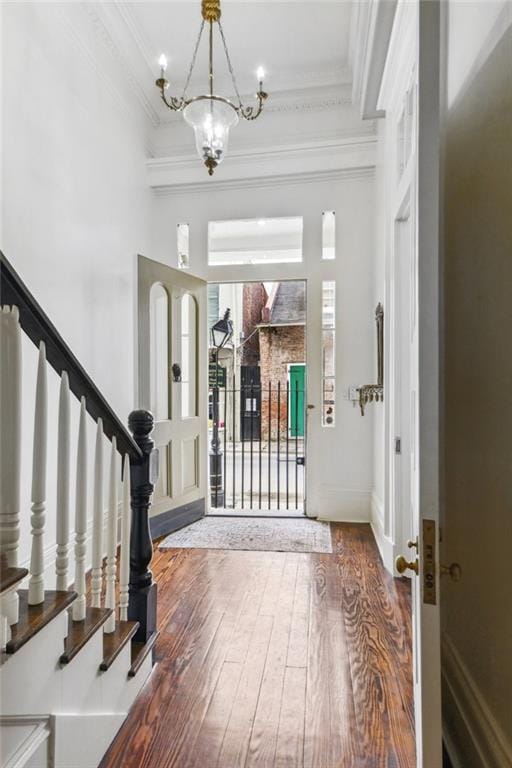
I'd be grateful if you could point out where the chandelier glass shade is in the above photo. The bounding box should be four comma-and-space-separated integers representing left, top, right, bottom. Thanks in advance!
183, 97, 239, 174
156, 0, 267, 175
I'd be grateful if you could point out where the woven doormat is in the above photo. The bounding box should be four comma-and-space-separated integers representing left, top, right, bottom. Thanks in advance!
159, 516, 332, 554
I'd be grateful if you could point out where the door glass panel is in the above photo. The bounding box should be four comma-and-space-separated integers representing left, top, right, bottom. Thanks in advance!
177, 223, 190, 269
322, 211, 336, 260
181, 293, 197, 418
149, 283, 169, 420
322, 280, 336, 427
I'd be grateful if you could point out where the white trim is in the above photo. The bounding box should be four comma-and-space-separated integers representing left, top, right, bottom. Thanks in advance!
315, 486, 371, 523
351, 0, 398, 119
148, 136, 377, 192
370, 491, 394, 571
442, 633, 512, 768
152, 167, 376, 198
0, 716, 51, 768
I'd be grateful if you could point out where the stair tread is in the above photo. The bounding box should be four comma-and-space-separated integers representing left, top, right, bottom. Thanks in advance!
5, 589, 77, 655
60, 607, 113, 664
100, 620, 140, 671
128, 631, 159, 678
0, 565, 29, 594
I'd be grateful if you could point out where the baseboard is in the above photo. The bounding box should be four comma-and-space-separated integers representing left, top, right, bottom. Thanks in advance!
369, 491, 394, 572
442, 633, 512, 768
315, 485, 371, 523
150, 498, 205, 539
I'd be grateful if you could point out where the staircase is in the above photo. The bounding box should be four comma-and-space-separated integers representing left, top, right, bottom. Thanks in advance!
0, 252, 159, 768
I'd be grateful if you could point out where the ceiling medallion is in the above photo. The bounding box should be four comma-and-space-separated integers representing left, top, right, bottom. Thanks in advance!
156, 0, 268, 176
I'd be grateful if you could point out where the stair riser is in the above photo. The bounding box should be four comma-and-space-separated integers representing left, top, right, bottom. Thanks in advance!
0, 612, 68, 716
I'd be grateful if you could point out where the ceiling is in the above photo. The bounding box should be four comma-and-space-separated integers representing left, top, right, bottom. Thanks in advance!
127, 1, 355, 98
84, 1, 377, 178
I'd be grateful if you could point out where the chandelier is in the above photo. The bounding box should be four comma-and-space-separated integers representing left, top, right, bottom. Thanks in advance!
156, 0, 268, 175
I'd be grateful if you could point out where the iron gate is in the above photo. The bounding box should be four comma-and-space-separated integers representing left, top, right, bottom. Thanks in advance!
209, 376, 306, 512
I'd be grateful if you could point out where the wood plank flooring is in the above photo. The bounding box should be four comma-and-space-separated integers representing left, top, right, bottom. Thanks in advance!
100, 523, 415, 768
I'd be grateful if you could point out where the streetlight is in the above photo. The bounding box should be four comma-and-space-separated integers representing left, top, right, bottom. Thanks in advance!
210, 309, 233, 507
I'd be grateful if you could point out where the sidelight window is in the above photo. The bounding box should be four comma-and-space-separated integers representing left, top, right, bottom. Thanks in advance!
321, 280, 336, 427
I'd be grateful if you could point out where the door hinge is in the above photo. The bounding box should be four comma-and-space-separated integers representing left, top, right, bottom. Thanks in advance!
395, 437, 402, 454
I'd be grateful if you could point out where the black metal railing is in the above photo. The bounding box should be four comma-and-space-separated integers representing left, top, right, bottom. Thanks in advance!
209, 377, 306, 512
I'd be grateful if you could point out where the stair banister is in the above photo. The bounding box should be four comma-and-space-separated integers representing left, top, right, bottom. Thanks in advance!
0, 252, 141, 460
0, 305, 22, 627
128, 410, 158, 644
0, 251, 157, 650
28, 342, 48, 605
105, 438, 118, 634
55, 372, 71, 591
91, 419, 104, 609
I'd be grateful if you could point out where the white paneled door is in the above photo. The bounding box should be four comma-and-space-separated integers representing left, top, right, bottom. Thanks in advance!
137, 255, 207, 524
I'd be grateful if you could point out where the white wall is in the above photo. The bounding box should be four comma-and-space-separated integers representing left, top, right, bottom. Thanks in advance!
1, 3, 152, 572
150, 173, 376, 521
441, 2, 512, 765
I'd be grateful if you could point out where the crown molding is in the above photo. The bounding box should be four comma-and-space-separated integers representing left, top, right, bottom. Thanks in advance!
152, 123, 376, 162
155, 82, 354, 126
148, 134, 376, 194
80, 2, 160, 127
152, 166, 375, 197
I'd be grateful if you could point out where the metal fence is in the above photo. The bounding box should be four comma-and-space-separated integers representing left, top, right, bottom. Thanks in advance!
209, 379, 306, 512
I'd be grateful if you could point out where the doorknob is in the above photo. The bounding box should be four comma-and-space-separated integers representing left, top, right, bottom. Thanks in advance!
395, 555, 419, 575
441, 562, 462, 581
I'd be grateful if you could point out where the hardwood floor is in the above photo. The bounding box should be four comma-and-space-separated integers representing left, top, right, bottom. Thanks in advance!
100, 523, 415, 768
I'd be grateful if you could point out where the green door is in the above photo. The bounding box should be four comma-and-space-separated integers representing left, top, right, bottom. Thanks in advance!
289, 365, 305, 437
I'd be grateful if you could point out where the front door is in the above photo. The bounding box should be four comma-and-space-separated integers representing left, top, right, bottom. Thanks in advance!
409, 3, 442, 764
137, 255, 207, 532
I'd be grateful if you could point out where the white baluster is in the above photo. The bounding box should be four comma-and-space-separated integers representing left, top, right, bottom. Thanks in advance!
28, 342, 48, 605
55, 372, 70, 591
119, 455, 131, 622
104, 438, 118, 633
91, 419, 104, 608
72, 397, 87, 621
0, 306, 22, 625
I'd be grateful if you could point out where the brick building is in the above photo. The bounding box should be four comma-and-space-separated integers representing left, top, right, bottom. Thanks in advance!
257, 282, 306, 440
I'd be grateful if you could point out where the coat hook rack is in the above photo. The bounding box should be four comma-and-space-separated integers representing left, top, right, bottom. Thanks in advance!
357, 303, 384, 415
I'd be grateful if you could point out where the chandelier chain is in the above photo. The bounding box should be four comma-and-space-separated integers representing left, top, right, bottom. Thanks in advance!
181, 20, 206, 100
218, 20, 243, 108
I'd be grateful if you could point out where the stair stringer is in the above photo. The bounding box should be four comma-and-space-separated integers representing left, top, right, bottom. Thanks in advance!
0, 609, 154, 768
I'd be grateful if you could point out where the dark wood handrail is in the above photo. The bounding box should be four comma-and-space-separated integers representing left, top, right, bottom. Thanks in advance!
0, 251, 142, 461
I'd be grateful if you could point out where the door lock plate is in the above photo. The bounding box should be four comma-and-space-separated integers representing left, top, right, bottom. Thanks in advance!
422, 518, 437, 605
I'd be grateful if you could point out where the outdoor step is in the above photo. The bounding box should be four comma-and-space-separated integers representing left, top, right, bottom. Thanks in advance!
5, 589, 77, 655
100, 620, 140, 671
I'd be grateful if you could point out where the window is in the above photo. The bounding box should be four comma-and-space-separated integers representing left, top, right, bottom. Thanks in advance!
208, 216, 303, 266
149, 283, 169, 420
177, 223, 190, 269
321, 280, 336, 427
181, 293, 197, 418
322, 211, 336, 260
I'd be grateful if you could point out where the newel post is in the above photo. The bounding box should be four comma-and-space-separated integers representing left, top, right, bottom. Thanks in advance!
128, 410, 158, 643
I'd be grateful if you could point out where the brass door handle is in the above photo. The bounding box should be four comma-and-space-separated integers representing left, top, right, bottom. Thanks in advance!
441, 562, 462, 581
395, 555, 419, 576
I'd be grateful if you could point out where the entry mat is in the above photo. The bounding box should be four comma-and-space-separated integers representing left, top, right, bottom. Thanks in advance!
159, 516, 332, 554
